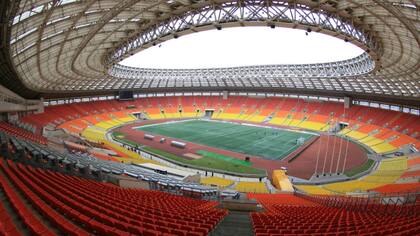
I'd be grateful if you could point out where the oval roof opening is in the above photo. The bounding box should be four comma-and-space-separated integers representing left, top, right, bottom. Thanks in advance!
120, 27, 364, 69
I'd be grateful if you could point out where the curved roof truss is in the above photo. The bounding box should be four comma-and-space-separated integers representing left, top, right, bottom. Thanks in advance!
108, 0, 381, 65
0, 0, 418, 105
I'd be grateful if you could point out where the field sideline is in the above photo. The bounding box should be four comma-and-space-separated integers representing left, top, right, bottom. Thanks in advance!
136, 119, 315, 160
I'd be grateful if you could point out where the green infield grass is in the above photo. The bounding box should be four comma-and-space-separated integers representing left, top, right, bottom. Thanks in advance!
137, 119, 315, 160
142, 147, 266, 175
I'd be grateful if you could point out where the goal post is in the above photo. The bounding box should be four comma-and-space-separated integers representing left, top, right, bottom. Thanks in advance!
296, 137, 306, 145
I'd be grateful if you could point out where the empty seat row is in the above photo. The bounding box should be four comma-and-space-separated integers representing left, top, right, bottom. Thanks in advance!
0, 158, 227, 236
0, 190, 20, 236
0, 122, 47, 145
7, 134, 217, 195
250, 195, 420, 236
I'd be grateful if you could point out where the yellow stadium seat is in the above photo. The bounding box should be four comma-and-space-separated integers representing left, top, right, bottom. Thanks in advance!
234, 181, 269, 193
281, 118, 293, 126
148, 113, 164, 119
118, 116, 136, 122
323, 180, 383, 194
322, 157, 407, 194
363, 138, 384, 147
339, 128, 352, 135
376, 157, 407, 170
181, 112, 196, 118
345, 131, 368, 140
371, 143, 397, 153
288, 119, 302, 127
235, 113, 248, 120
200, 177, 234, 188
295, 185, 334, 195
362, 175, 401, 183
246, 115, 266, 123
269, 117, 287, 126
298, 121, 327, 131
102, 140, 159, 165
359, 135, 375, 143
320, 124, 331, 132
218, 113, 240, 120
81, 127, 106, 143
95, 122, 115, 130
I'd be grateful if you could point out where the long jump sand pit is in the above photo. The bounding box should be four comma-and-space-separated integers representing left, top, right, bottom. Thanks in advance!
183, 153, 203, 160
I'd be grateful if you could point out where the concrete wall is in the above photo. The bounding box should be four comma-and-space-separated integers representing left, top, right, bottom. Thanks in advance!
0, 84, 43, 113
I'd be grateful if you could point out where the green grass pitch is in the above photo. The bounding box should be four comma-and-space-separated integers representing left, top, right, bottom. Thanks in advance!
137, 120, 315, 160
142, 147, 266, 175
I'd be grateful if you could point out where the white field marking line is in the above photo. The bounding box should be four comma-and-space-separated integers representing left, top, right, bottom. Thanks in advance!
177, 123, 259, 149
202, 126, 294, 158
171, 121, 239, 142
135, 118, 318, 138
154, 123, 285, 155
203, 125, 266, 146
261, 134, 312, 149
135, 120, 207, 139
136, 119, 310, 158
245, 136, 301, 159
140, 120, 240, 145
245, 132, 306, 159
182, 121, 248, 144
248, 130, 296, 147
181, 121, 307, 157
231, 128, 311, 152
212, 119, 319, 136
276, 140, 303, 159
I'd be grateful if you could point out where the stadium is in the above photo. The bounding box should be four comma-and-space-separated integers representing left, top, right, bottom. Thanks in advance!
0, 0, 419, 235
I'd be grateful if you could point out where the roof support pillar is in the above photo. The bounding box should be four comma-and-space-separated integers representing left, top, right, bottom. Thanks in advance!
222, 91, 228, 100
344, 97, 352, 109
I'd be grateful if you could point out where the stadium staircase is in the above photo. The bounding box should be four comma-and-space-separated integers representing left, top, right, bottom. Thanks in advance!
211, 210, 254, 236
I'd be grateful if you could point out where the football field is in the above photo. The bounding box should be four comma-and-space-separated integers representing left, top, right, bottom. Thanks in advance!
136, 120, 315, 160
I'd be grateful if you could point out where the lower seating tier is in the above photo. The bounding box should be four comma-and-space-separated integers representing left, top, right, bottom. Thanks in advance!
0, 158, 227, 236
250, 194, 420, 236
251, 205, 419, 236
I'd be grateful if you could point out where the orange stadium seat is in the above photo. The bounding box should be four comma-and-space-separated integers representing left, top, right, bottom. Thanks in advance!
408, 157, 420, 167
372, 183, 420, 194
400, 169, 420, 179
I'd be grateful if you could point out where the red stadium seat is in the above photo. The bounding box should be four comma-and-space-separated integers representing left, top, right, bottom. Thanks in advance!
0, 158, 227, 235
0, 122, 47, 145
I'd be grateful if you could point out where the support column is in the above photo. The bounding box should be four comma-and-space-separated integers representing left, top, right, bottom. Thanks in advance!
222, 91, 228, 100
344, 97, 352, 109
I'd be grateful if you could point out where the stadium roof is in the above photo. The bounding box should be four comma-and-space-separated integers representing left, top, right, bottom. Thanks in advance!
0, 0, 419, 106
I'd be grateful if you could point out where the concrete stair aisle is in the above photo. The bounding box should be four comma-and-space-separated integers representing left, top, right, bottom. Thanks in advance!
211, 210, 254, 236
